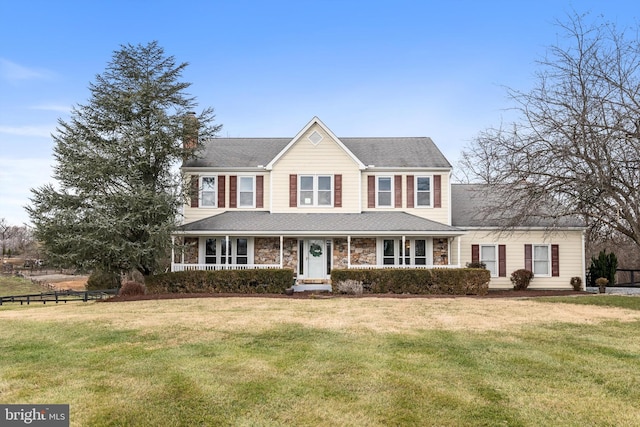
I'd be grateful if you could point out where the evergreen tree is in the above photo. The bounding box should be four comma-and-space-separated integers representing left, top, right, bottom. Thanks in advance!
27, 41, 221, 275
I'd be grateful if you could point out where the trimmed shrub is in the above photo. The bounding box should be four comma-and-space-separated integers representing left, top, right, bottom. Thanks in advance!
510, 269, 534, 290
466, 261, 486, 269
119, 281, 146, 296
330, 268, 490, 295
145, 269, 294, 294
86, 270, 121, 290
570, 276, 582, 291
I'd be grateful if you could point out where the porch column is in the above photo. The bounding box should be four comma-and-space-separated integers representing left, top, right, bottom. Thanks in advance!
457, 236, 461, 268
171, 236, 175, 272
401, 235, 406, 266
280, 235, 284, 268
225, 235, 229, 265
347, 235, 351, 268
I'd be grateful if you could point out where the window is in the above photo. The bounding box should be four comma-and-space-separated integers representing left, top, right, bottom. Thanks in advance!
414, 239, 427, 265
202, 237, 252, 265
403, 239, 427, 265
201, 176, 217, 207
205, 238, 217, 264
415, 176, 431, 207
533, 245, 550, 276
383, 239, 396, 265
480, 245, 498, 277
377, 177, 392, 207
299, 175, 333, 207
236, 238, 248, 264
326, 240, 332, 274
380, 239, 430, 265
318, 176, 332, 206
298, 240, 304, 275
238, 176, 255, 208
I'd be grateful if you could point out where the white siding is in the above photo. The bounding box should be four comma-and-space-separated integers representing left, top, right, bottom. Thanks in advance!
361, 172, 451, 224
454, 229, 585, 290
182, 172, 271, 224
270, 124, 362, 213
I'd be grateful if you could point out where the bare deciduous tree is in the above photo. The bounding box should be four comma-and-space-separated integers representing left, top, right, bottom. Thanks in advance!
0, 219, 38, 261
458, 12, 640, 250
0, 218, 10, 261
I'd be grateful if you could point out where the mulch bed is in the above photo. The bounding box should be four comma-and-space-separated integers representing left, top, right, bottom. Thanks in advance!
104, 289, 590, 303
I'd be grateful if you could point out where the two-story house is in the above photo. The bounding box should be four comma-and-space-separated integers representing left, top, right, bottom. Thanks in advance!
172, 117, 586, 291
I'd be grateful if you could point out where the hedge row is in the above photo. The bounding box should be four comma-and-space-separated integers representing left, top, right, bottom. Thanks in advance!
330, 268, 490, 295
145, 269, 294, 294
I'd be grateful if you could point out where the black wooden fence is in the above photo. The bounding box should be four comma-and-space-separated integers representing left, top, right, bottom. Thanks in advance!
615, 269, 640, 287
0, 289, 118, 305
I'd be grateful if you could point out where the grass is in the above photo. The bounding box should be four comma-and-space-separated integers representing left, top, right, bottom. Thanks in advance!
0, 275, 46, 296
537, 294, 640, 310
1, 295, 640, 426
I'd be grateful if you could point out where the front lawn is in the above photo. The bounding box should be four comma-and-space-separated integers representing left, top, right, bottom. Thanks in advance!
1, 297, 639, 426
537, 294, 640, 310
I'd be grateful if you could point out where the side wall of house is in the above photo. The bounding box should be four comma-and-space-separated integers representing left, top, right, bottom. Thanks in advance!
453, 229, 585, 289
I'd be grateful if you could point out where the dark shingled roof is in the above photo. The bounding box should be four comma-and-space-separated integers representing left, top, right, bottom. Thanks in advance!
184, 137, 451, 169
340, 137, 451, 168
451, 184, 586, 228
180, 211, 464, 235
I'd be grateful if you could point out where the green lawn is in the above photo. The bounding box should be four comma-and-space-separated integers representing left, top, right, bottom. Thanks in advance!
0, 275, 46, 296
1, 295, 639, 426
537, 294, 640, 310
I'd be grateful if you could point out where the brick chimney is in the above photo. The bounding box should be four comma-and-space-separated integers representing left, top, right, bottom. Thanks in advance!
183, 111, 198, 150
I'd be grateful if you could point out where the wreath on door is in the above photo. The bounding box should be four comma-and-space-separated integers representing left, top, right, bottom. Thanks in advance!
309, 243, 323, 257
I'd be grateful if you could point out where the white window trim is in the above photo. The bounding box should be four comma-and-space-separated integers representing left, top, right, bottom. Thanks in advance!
377, 238, 432, 266
402, 238, 431, 266
379, 238, 399, 266
532, 244, 551, 277
414, 175, 433, 208
298, 174, 334, 207
200, 237, 254, 265
479, 244, 498, 278
237, 176, 256, 208
200, 175, 218, 208
376, 176, 394, 208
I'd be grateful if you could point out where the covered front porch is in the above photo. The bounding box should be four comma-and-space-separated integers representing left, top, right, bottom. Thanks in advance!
171, 211, 466, 290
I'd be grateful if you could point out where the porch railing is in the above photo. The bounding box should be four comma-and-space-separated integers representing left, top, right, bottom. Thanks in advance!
349, 264, 461, 269
172, 263, 281, 272
172, 263, 461, 272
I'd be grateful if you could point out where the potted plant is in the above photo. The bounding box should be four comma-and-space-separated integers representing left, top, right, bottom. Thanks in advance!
595, 277, 608, 294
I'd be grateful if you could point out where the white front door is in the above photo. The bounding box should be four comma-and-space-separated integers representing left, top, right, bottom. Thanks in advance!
306, 239, 326, 279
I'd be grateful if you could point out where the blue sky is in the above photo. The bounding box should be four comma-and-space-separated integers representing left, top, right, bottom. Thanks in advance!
0, 0, 637, 225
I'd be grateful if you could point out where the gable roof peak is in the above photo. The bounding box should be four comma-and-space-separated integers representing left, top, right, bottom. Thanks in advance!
265, 116, 366, 170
